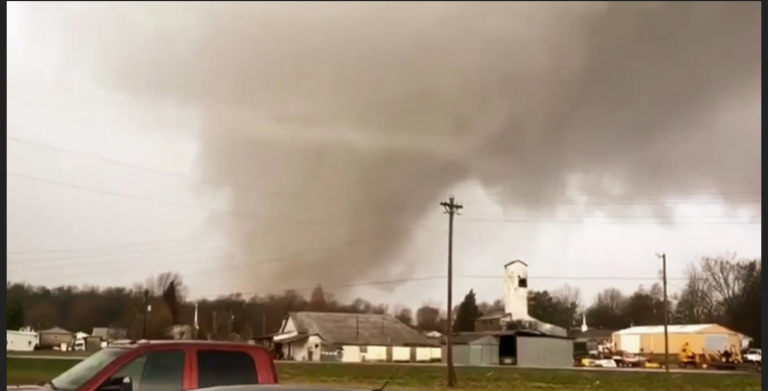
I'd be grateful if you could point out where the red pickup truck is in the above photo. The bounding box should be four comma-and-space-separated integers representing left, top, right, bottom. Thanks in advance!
10, 341, 278, 391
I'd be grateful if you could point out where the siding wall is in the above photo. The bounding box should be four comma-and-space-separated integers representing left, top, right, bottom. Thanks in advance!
516, 337, 573, 368
475, 318, 502, 332
39, 333, 73, 349
415, 347, 432, 362
452, 345, 471, 366
392, 347, 410, 362
448, 344, 499, 366
7, 332, 37, 351
364, 346, 388, 362
320, 345, 342, 362
429, 347, 442, 362
342, 345, 361, 362
282, 335, 324, 361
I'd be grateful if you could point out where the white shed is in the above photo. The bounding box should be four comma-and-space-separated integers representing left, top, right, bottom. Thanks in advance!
8, 330, 38, 351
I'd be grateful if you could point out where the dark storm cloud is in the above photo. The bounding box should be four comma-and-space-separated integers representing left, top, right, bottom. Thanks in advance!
17, 2, 761, 292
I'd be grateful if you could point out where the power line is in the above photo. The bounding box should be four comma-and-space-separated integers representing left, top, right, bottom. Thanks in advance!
15, 224, 441, 278
462, 198, 762, 207
159, 274, 695, 301
8, 202, 441, 260
7, 220, 443, 269
190, 276, 448, 301
8, 170, 441, 233
6, 233, 214, 255
6, 241, 233, 267
7, 170, 302, 224
10, 136, 761, 219
461, 217, 761, 225
454, 191, 762, 201
7, 273, 696, 302
458, 275, 689, 281
8, 135, 299, 200
7, 170, 427, 231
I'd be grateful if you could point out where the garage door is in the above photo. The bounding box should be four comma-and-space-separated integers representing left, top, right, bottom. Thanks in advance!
342, 346, 361, 362
621, 335, 641, 354
392, 347, 410, 362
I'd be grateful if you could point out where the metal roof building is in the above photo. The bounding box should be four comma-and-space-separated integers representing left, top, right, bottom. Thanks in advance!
612, 324, 744, 354
448, 330, 574, 368
38, 327, 74, 349
273, 312, 440, 363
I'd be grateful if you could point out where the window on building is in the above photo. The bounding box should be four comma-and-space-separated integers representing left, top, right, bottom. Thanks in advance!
518, 276, 528, 288
112, 350, 185, 391
197, 350, 258, 388
359, 346, 368, 353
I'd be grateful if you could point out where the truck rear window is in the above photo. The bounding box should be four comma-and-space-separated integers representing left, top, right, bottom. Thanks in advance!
197, 350, 258, 388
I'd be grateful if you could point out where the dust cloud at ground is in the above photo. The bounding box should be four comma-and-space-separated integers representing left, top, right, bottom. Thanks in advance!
15, 2, 761, 294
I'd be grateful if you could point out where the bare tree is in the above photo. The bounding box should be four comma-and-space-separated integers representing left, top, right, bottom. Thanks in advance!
552, 284, 581, 308
586, 288, 629, 329
673, 263, 715, 324
700, 255, 759, 318
394, 306, 413, 327
416, 303, 443, 332
551, 284, 581, 328
145, 272, 188, 299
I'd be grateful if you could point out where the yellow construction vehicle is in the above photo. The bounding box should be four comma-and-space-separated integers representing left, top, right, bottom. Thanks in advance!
712, 345, 742, 369
678, 342, 701, 369
678, 342, 761, 372
699, 345, 743, 370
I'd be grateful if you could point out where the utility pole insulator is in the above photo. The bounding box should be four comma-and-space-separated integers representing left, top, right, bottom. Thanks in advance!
440, 196, 462, 388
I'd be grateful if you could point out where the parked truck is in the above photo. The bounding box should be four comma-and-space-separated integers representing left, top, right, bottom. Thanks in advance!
7, 340, 279, 391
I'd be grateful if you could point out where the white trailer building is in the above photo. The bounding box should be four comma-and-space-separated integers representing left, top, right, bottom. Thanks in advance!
7, 330, 38, 352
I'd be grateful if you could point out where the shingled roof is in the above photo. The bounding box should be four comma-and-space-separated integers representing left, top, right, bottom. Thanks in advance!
287, 312, 437, 347
39, 327, 72, 335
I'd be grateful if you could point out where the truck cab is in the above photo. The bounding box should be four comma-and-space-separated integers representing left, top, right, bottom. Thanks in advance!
744, 348, 761, 363
33, 341, 278, 391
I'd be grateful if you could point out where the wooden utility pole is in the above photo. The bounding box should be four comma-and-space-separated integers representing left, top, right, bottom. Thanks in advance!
212, 311, 218, 340
657, 253, 669, 373
193, 302, 199, 339
440, 196, 462, 388
355, 317, 360, 340
142, 290, 149, 339
262, 313, 267, 336
227, 311, 234, 341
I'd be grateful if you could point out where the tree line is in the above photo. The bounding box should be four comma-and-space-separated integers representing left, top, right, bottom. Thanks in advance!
6, 255, 760, 345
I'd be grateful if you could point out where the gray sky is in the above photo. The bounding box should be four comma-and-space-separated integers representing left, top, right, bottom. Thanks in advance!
7, 2, 761, 310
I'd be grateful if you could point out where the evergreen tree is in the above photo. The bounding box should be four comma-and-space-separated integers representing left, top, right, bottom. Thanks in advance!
7, 300, 24, 330
453, 289, 480, 332
309, 285, 328, 311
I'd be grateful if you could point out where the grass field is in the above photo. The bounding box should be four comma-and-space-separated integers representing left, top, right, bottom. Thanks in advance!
7, 357, 761, 391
